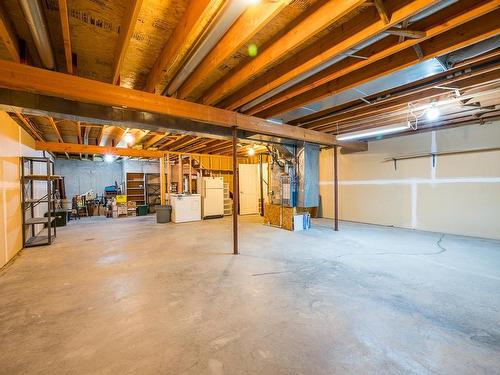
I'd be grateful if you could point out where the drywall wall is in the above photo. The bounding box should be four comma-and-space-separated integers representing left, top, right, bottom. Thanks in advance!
0, 111, 45, 268
54, 159, 124, 198
319, 122, 500, 239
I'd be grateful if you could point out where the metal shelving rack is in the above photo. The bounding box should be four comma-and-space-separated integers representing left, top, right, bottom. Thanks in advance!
145, 173, 161, 213
21, 157, 61, 247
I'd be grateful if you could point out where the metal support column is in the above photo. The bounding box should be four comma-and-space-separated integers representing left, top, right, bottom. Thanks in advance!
232, 126, 239, 255
160, 156, 166, 205
334, 145, 339, 231
259, 154, 264, 216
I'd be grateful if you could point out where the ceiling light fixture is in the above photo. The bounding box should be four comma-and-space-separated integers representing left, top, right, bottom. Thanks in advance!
336, 123, 410, 141
425, 103, 440, 121
104, 154, 115, 163
124, 133, 134, 145
247, 146, 256, 156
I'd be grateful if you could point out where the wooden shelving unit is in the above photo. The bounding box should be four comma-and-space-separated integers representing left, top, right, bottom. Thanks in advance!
21, 157, 61, 247
126, 172, 145, 205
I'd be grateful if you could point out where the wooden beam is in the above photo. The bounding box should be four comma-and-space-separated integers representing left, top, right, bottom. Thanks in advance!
76, 121, 82, 143
14, 113, 44, 141
177, 0, 290, 100
144, 0, 224, 93
0, 59, 338, 146
58, 0, 73, 74
48, 117, 64, 143
169, 136, 201, 152
112, 0, 144, 84
254, 9, 500, 118
96, 126, 104, 146
385, 27, 426, 38
143, 132, 169, 149
306, 63, 500, 130
0, 3, 20, 63
36, 141, 164, 158
373, 0, 389, 24
201, 0, 367, 106
223, 0, 439, 111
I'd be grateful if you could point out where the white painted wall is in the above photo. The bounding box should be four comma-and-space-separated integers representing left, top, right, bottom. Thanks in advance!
319, 122, 500, 239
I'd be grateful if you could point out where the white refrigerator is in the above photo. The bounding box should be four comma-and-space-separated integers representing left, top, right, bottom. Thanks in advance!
198, 177, 224, 219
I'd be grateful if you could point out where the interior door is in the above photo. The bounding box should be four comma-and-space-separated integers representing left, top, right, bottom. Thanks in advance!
239, 164, 259, 215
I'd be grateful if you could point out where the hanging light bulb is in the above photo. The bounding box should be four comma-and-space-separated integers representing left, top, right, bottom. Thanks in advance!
247, 146, 255, 156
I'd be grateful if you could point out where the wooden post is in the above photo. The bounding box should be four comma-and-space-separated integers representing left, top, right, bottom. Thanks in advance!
166, 152, 171, 203
334, 145, 339, 231
160, 156, 166, 205
232, 127, 239, 255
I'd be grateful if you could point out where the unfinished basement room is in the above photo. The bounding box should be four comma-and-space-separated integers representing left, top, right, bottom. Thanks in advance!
1, 0, 499, 374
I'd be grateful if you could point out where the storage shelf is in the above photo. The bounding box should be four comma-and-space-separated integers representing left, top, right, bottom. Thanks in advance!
23, 175, 62, 181
25, 217, 54, 225
24, 198, 49, 203
25, 235, 55, 247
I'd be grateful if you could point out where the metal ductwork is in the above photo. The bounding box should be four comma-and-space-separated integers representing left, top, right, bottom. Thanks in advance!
18, 0, 56, 69
165, 0, 248, 96
438, 35, 500, 69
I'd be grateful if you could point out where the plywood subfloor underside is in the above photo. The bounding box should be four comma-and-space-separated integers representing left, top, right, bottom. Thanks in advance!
0, 216, 499, 374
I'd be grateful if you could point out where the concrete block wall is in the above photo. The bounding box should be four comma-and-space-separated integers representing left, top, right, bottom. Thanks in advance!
54, 159, 124, 199
319, 122, 500, 240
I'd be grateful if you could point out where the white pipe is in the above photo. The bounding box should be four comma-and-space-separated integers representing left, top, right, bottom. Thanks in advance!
18, 0, 55, 69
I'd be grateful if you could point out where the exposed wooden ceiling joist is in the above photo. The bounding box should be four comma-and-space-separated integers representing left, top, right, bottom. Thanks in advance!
373, 0, 390, 24
57, 0, 73, 74
48, 116, 64, 143
201, 0, 367, 106
255, 10, 500, 118
14, 112, 44, 141
247, 1, 499, 116
304, 58, 500, 131
0, 3, 20, 63
112, 0, 144, 85
144, 0, 225, 94
0, 60, 338, 146
177, 0, 290, 100
143, 132, 170, 149
222, 0, 449, 112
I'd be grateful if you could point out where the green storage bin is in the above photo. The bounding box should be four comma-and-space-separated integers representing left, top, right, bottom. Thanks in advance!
136, 205, 149, 216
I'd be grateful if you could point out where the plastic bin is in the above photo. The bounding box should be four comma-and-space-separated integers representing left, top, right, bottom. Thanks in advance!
156, 205, 171, 223
44, 210, 67, 227
136, 205, 149, 216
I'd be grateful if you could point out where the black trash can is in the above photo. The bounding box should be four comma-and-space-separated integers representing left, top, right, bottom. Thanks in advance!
156, 205, 172, 223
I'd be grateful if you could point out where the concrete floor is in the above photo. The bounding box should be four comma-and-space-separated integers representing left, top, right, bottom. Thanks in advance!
0, 215, 499, 374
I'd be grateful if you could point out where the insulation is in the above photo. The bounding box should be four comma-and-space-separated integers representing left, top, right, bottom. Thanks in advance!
120, 0, 188, 89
